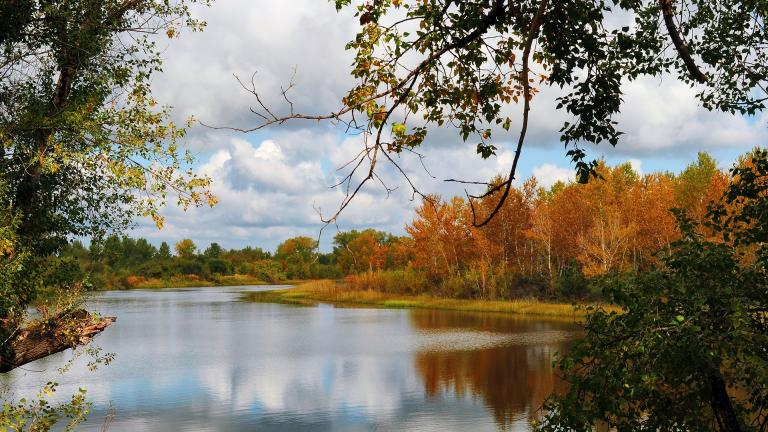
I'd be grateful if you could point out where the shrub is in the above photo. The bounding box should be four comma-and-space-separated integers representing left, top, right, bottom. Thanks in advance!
206, 258, 231, 275
556, 262, 589, 299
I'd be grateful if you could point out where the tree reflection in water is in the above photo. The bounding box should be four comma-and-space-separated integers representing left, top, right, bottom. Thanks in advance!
409, 310, 577, 429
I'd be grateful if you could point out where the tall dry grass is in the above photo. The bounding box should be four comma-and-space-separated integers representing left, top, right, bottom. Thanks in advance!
246, 280, 621, 319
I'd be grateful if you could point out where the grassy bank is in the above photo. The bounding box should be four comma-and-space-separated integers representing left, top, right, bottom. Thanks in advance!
244, 280, 621, 319
124, 274, 270, 289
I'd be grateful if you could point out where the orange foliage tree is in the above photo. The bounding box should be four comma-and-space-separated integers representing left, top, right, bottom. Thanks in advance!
345, 153, 735, 300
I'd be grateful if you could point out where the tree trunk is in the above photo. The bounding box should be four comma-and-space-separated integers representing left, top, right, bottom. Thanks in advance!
706, 363, 742, 432
1, 310, 115, 373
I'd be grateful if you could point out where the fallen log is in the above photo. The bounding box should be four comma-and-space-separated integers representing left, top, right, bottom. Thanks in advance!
0, 309, 116, 373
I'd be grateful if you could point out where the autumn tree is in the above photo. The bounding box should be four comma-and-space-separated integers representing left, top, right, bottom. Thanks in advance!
528, 186, 558, 288
476, 177, 537, 276
407, 196, 476, 279
675, 153, 720, 215
275, 236, 318, 279
530, 181, 591, 289
383, 236, 414, 269
334, 229, 386, 274
175, 239, 197, 259
575, 163, 639, 277
624, 172, 679, 270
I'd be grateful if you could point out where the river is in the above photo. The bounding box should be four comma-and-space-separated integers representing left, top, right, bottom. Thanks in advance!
0, 285, 579, 431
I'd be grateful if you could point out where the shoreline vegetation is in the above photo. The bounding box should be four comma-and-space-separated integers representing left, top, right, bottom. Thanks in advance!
244, 280, 621, 319
124, 274, 269, 289
123, 275, 319, 289
124, 275, 315, 289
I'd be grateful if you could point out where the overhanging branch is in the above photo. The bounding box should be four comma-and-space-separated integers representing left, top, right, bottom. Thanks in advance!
660, 0, 708, 83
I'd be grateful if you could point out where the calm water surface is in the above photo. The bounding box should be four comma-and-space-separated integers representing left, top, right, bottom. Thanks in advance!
0, 286, 578, 431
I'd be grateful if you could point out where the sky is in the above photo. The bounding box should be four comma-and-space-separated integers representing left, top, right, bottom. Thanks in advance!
129, 0, 768, 252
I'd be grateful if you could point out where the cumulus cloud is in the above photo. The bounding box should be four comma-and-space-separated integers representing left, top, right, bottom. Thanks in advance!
150, 0, 359, 144
132, 135, 416, 250
614, 77, 766, 156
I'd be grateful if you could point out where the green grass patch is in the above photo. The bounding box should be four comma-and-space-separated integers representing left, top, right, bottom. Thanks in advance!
382, 300, 423, 308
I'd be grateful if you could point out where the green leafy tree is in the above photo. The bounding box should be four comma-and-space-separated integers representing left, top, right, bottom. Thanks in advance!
250, 259, 285, 283
100, 235, 123, 268
60, 240, 89, 261
0, 384, 89, 432
675, 152, 720, 208
222, 246, 270, 271
204, 242, 224, 258
175, 259, 203, 276
117, 237, 156, 266
0, 2, 216, 424
0, 0, 216, 319
539, 150, 768, 432
206, 258, 230, 276
158, 241, 172, 260
0, 184, 30, 318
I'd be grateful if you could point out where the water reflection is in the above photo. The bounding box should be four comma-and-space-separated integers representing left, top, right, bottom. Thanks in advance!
410, 310, 574, 429
0, 287, 578, 431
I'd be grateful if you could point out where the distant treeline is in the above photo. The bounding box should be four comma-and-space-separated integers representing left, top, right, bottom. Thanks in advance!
56, 151, 740, 298
56, 228, 413, 289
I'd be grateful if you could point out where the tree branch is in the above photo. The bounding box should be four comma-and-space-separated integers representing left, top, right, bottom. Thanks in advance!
470, 0, 549, 227
659, 0, 707, 83
1, 310, 115, 373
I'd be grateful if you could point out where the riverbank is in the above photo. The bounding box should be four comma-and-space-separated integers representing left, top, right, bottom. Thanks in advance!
122, 274, 270, 289
95, 274, 321, 290
244, 280, 620, 319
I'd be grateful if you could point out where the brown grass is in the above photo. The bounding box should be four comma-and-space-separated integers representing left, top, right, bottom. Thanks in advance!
244, 280, 621, 319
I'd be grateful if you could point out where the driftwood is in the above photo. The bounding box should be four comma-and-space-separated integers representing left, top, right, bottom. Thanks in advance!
0, 309, 116, 373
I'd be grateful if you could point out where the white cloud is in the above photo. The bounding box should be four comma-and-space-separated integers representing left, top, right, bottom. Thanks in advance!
628, 159, 643, 175
613, 77, 766, 156
131, 135, 417, 250
151, 0, 359, 144
532, 164, 573, 188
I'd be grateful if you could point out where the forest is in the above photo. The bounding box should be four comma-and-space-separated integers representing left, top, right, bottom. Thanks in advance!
60, 151, 730, 301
